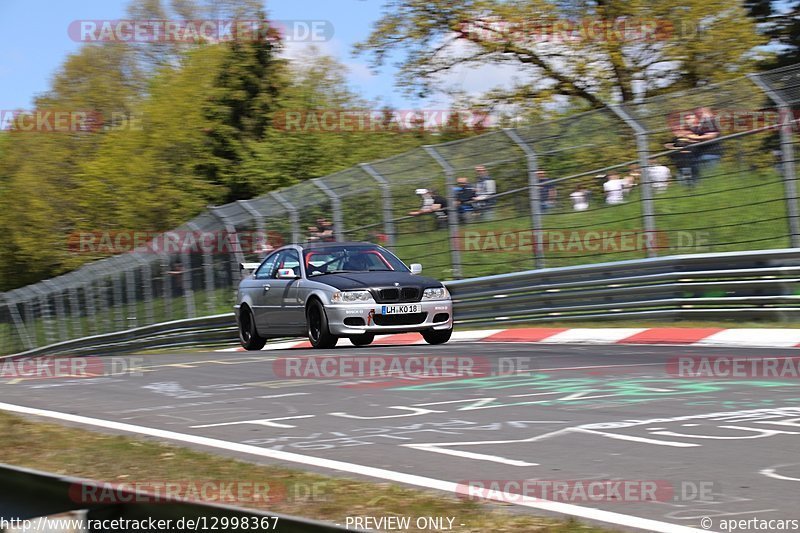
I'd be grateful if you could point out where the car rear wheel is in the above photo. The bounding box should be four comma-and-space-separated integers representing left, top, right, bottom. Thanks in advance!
422, 327, 452, 345
307, 300, 338, 349
350, 333, 375, 347
239, 307, 267, 351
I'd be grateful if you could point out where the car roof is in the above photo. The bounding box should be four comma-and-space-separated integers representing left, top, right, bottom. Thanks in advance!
301, 241, 378, 250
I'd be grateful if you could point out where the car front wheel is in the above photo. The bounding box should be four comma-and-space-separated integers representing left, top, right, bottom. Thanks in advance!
422, 327, 452, 345
307, 300, 338, 349
239, 307, 267, 351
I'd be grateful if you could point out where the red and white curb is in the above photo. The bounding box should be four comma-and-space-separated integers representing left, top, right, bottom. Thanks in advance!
217, 327, 800, 351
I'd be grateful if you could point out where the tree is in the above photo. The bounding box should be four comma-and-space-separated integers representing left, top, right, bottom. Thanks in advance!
746, 0, 800, 68
355, 0, 767, 110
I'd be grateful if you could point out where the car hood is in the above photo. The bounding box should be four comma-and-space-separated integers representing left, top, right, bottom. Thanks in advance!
309, 271, 443, 290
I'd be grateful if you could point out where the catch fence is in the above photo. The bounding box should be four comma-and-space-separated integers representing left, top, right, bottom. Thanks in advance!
1, 64, 799, 354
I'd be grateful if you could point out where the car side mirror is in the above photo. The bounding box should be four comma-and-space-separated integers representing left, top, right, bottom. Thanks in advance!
410, 263, 422, 275
277, 268, 299, 279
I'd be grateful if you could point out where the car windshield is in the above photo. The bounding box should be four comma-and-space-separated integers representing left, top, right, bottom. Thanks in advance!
304, 245, 409, 276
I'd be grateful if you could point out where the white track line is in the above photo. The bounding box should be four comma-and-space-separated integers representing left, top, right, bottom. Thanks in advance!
0, 401, 708, 533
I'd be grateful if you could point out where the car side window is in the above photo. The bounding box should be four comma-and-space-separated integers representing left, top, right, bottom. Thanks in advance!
255, 252, 279, 280
273, 249, 301, 278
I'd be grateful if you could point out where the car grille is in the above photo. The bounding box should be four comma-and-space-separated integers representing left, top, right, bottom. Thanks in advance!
375, 287, 421, 303
372, 312, 428, 326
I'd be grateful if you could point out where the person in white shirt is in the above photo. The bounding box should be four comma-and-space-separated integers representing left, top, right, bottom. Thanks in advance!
570, 186, 589, 211
603, 173, 624, 205
646, 161, 671, 191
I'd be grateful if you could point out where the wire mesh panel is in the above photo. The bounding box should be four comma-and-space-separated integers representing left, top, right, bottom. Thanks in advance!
369, 147, 451, 277
318, 167, 386, 244
279, 180, 332, 243
430, 131, 530, 277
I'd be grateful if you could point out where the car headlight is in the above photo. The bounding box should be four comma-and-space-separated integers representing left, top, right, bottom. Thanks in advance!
331, 290, 374, 303
422, 287, 449, 300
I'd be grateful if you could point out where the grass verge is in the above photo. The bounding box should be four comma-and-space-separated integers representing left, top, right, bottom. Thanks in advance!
0, 411, 617, 532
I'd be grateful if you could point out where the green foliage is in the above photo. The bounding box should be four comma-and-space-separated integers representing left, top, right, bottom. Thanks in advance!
355, 0, 768, 109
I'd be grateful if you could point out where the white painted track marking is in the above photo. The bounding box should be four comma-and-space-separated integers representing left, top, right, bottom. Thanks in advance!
0, 401, 709, 533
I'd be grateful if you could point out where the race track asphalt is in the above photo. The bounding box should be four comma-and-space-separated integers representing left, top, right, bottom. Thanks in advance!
2, 340, 800, 533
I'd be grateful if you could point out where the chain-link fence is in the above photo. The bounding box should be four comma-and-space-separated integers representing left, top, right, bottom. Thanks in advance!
2, 64, 799, 354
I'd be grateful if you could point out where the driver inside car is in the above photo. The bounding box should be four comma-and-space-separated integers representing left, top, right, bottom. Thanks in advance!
343, 254, 369, 271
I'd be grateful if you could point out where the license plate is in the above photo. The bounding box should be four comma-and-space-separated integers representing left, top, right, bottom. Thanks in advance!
380, 304, 421, 314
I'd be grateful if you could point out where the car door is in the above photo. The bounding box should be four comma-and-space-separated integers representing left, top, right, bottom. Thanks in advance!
248, 252, 279, 333
263, 248, 305, 332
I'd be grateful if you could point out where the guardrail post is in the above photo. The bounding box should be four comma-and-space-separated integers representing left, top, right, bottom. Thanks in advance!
609, 105, 658, 258
270, 192, 300, 244
749, 74, 800, 248
360, 163, 396, 248
424, 145, 463, 279
504, 128, 546, 269
312, 179, 345, 242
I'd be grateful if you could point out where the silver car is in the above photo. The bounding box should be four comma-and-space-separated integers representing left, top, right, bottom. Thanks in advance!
234, 242, 454, 349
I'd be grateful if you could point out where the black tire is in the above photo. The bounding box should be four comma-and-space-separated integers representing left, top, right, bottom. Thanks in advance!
239, 307, 267, 351
307, 300, 338, 349
350, 333, 375, 347
422, 327, 452, 345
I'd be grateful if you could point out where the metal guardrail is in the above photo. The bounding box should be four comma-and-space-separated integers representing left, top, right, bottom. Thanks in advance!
0, 463, 356, 532
5, 248, 800, 358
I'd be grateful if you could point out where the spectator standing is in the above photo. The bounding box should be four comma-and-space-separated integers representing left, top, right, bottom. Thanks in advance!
603, 173, 625, 205
692, 107, 722, 175
623, 164, 639, 196
570, 185, 589, 211
537, 169, 557, 210
646, 160, 672, 191
474, 165, 497, 218
454, 177, 477, 223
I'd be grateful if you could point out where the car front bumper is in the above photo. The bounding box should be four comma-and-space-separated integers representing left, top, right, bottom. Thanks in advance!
324, 299, 453, 336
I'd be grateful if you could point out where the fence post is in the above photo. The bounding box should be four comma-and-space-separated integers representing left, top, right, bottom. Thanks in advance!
360, 163, 396, 248
208, 207, 246, 291
2, 295, 34, 351
30, 285, 56, 345
187, 220, 217, 315
423, 145, 462, 279
271, 192, 300, 244
312, 179, 345, 241
133, 256, 155, 326
749, 74, 800, 248
504, 128, 546, 269
609, 105, 658, 258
